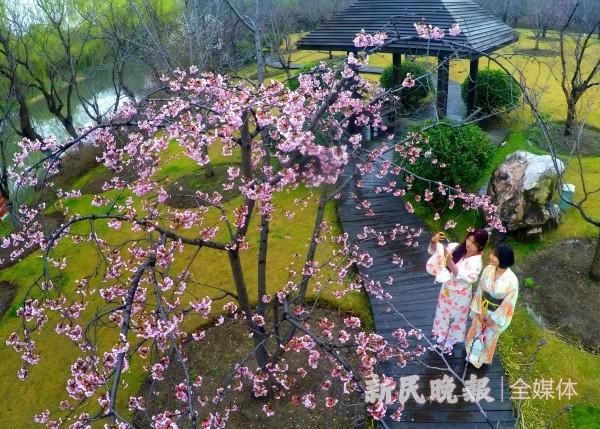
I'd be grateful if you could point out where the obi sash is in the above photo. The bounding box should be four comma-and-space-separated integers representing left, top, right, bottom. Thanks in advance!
482, 290, 504, 313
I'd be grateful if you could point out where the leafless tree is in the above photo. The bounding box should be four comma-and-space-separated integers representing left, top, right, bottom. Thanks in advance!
525, 0, 557, 48
0, 3, 44, 143
262, 0, 299, 79
556, 1, 600, 136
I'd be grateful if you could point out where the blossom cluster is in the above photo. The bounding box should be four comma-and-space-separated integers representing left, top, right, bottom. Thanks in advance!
414, 21, 461, 40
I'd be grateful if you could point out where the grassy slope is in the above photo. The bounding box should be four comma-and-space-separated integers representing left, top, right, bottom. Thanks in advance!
0, 143, 373, 425
500, 310, 600, 428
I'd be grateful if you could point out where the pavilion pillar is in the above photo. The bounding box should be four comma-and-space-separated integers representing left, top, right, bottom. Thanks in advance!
436, 55, 449, 118
466, 57, 479, 115
392, 52, 402, 86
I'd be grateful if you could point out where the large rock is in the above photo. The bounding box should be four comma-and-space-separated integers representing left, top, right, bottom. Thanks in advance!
488, 150, 564, 231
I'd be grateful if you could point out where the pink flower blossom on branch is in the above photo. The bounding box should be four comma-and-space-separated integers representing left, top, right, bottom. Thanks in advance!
6, 37, 503, 425
353, 29, 388, 48
414, 20, 461, 40
402, 73, 416, 88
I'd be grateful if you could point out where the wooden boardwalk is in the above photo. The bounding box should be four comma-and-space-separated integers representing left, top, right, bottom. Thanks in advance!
336, 143, 516, 428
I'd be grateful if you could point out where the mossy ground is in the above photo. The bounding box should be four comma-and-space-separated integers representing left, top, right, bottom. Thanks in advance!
0, 142, 374, 426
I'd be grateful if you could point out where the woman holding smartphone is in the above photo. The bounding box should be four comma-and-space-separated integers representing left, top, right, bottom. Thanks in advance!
426, 229, 489, 354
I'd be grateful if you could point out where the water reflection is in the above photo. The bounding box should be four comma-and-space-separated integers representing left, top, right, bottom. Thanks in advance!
1, 68, 153, 200
26, 70, 154, 141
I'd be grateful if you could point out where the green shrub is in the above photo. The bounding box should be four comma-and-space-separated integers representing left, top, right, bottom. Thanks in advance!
379, 61, 432, 105
461, 68, 522, 114
396, 120, 495, 194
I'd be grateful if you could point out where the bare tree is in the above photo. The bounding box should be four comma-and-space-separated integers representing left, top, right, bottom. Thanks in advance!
0, 3, 44, 143
222, 0, 265, 85
526, 0, 557, 49
556, 1, 600, 136
263, 0, 299, 79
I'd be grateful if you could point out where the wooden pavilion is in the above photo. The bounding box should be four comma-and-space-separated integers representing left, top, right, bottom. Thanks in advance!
297, 0, 518, 117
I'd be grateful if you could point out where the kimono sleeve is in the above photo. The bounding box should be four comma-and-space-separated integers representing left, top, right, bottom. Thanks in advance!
489, 273, 519, 332
426, 242, 443, 276
426, 242, 457, 276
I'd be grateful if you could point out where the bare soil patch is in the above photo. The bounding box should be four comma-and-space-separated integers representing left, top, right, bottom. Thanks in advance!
528, 123, 600, 156
78, 164, 139, 195
43, 139, 140, 196
52, 144, 104, 190
134, 307, 365, 428
518, 238, 600, 352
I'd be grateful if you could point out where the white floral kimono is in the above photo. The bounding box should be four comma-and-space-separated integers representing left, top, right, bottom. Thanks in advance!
426, 242, 483, 349
466, 265, 519, 368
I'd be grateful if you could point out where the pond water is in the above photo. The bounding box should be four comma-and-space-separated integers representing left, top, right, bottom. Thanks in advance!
1, 66, 154, 198
26, 68, 154, 141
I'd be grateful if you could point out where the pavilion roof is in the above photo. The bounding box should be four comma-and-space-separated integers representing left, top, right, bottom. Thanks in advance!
297, 0, 517, 57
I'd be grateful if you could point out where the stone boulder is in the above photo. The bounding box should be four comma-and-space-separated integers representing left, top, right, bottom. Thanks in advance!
488, 150, 564, 231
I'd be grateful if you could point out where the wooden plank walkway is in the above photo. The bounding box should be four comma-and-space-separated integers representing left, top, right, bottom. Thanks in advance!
336, 142, 516, 428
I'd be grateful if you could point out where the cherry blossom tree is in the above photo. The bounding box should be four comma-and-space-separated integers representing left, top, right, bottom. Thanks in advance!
4, 25, 505, 429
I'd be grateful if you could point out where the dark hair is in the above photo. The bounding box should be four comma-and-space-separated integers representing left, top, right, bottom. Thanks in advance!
452, 229, 489, 263
494, 244, 515, 269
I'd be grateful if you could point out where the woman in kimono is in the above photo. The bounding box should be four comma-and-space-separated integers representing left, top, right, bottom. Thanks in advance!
466, 244, 518, 368
426, 229, 489, 354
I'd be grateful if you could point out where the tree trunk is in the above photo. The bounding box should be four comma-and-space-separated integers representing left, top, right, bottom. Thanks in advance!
535, 37, 540, 51
542, 25, 548, 38
253, 0, 265, 86
201, 146, 215, 177
203, 163, 215, 178
257, 138, 271, 317
15, 85, 43, 142
591, 229, 600, 282
564, 98, 577, 136
228, 249, 270, 368
502, 0, 512, 24
59, 116, 78, 139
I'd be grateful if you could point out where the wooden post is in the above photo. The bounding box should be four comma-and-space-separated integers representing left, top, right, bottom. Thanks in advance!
467, 57, 479, 115
436, 55, 449, 118
392, 52, 402, 87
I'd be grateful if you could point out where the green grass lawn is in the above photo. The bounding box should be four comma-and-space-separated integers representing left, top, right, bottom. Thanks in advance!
500, 310, 600, 428
0, 142, 374, 425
